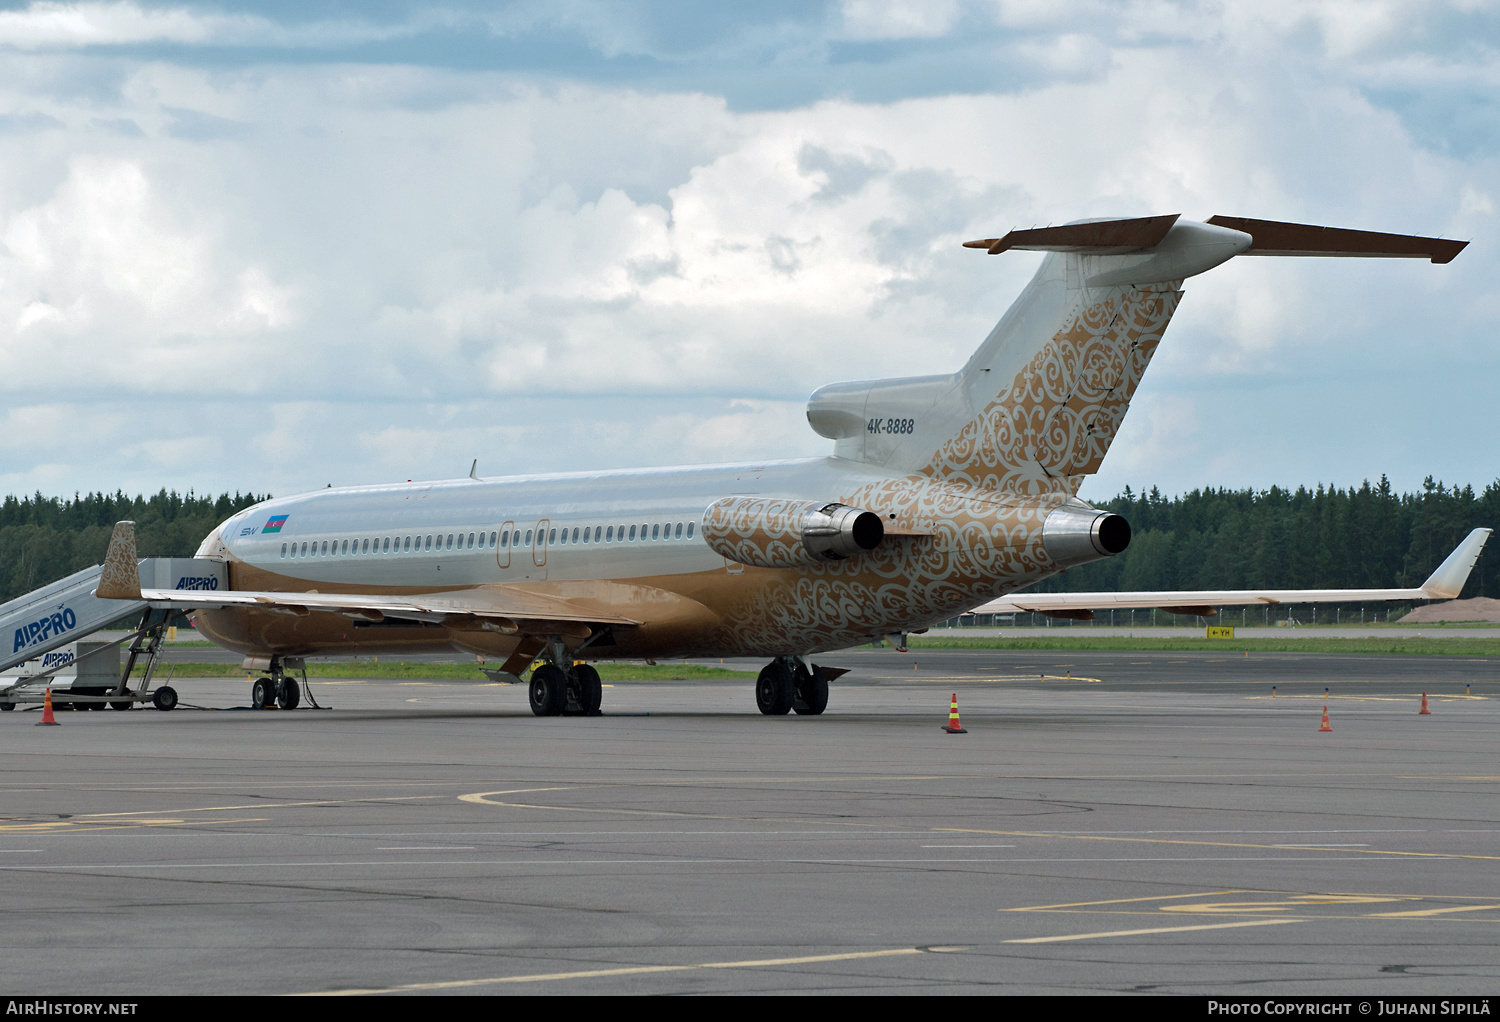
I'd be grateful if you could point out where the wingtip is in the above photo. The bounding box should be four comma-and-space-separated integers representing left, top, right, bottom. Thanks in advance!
1419, 527, 1491, 599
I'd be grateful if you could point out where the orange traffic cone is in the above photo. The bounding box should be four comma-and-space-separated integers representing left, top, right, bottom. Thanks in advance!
36, 688, 59, 726
942, 692, 966, 734
1419, 692, 1431, 715
1318, 704, 1332, 732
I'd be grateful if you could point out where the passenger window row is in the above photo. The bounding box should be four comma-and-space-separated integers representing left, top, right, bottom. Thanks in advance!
550, 521, 696, 546
279, 521, 696, 559
282, 531, 496, 559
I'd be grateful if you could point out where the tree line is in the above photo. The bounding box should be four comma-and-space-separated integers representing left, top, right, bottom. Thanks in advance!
0, 490, 267, 603
1025, 476, 1497, 621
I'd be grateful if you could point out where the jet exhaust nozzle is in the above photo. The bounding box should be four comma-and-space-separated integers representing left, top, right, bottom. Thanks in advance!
1042, 506, 1130, 569
801, 503, 884, 561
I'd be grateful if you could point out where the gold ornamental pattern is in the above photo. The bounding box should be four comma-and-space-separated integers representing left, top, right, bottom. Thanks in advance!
688, 477, 1065, 656
701, 497, 828, 568
924, 282, 1183, 495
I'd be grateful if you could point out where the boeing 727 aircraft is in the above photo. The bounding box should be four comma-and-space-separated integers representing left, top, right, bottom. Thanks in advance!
91, 214, 1470, 717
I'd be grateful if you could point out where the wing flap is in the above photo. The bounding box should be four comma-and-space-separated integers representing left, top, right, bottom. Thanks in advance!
137, 585, 639, 629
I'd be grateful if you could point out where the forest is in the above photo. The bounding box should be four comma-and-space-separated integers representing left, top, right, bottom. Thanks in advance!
0, 479, 1493, 618
1026, 476, 1498, 621
0, 490, 266, 603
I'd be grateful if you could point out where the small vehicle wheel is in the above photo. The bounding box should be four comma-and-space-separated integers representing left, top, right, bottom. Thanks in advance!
528, 665, 568, 717
755, 661, 794, 716
109, 700, 133, 711
152, 686, 178, 712
278, 678, 301, 710
0, 702, 13, 712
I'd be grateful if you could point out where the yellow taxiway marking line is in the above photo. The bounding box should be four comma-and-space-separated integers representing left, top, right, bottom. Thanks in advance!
1162, 895, 1402, 914
1247, 694, 1488, 703
937, 827, 1500, 863
300, 947, 926, 995
943, 674, 1105, 683
1006, 919, 1302, 944
1004, 891, 1248, 912
0, 818, 270, 834
76, 796, 445, 819
457, 788, 582, 805
1367, 905, 1500, 918
0, 780, 458, 794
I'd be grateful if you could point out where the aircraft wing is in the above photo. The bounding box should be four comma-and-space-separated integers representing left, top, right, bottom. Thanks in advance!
970, 528, 1491, 618
93, 522, 637, 636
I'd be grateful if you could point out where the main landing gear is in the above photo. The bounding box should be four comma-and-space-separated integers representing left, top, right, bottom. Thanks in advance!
528, 638, 602, 717
756, 657, 829, 716
250, 657, 302, 710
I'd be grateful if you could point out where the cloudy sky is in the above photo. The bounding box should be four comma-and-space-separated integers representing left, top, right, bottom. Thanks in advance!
0, 0, 1496, 505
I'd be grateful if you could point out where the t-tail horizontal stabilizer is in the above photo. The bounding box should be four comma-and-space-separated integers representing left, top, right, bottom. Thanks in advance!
963, 214, 1181, 255
1204, 216, 1467, 264
963, 215, 1468, 263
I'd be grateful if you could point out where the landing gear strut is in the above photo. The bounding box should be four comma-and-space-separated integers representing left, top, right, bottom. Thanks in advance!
528, 637, 603, 717
757, 657, 829, 716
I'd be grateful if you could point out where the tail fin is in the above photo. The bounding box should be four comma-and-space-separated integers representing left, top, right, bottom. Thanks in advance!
95, 521, 142, 601
807, 215, 1464, 496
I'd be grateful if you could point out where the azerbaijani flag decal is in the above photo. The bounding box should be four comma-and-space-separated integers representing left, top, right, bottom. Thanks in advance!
263, 515, 289, 533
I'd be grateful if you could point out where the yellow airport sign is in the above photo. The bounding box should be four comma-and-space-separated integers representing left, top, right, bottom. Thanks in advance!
1206, 626, 1235, 639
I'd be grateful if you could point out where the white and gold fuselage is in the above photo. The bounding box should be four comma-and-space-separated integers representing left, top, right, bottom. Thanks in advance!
192, 455, 1062, 663
143, 214, 1463, 674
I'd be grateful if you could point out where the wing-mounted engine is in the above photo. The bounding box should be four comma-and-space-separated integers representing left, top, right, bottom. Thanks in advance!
702, 497, 885, 568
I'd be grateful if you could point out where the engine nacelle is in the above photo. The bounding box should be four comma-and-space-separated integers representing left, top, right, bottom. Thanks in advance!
702, 497, 885, 568
1041, 505, 1131, 569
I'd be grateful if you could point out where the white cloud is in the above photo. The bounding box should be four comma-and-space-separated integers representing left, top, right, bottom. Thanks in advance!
0, 9, 1494, 501
0, 155, 296, 394
1460, 184, 1495, 214
841, 0, 962, 40
0, 2, 259, 48
1083, 392, 1204, 499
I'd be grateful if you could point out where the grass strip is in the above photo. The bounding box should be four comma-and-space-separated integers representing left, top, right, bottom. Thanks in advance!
909, 636, 1500, 656
137, 661, 756, 681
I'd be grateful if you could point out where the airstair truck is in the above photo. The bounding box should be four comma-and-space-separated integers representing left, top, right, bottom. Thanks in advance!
0, 557, 225, 711
0, 640, 124, 710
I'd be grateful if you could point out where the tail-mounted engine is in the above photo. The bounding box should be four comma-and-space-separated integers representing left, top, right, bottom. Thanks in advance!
702, 497, 885, 568
1041, 504, 1131, 569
